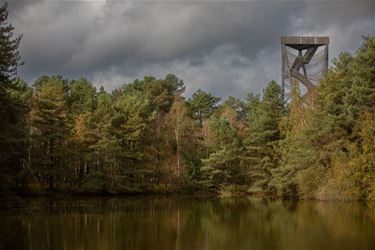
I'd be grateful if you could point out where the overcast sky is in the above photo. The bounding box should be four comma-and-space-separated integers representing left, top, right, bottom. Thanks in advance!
7, 0, 375, 98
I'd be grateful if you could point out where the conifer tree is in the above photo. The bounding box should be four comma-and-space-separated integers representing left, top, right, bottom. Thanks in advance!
243, 81, 285, 194
202, 116, 243, 188
109, 90, 153, 186
30, 76, 70, 189
0, 3, 22, 85
68, 78, 97, 186
0, 2, 26, 193
188, 89, 221, 127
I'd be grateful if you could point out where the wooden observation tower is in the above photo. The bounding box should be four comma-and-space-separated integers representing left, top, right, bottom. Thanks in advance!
281, 36, 329, 102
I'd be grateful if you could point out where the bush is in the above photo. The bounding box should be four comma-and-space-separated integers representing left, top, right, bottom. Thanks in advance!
80, 171, 107, 193
317, 158, 361, 201
297, 165, 327, 199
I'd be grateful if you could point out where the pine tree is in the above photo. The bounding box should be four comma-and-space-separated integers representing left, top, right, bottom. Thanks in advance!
68, 78, 97, 186
202, 116, 243, 188
0, 79, 31, 191
87, 89, 115, 185
30, 76, 70, 189
109, 90, 153, 186
243, 81, 285, 195
187, 89, 221, 127
0, 3, 26, 193
0, 3, 22, 85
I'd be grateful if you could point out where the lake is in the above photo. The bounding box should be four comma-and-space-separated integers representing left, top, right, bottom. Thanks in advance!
0, 197, 374, 250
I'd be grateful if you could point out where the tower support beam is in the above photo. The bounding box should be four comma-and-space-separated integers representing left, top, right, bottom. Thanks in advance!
281, 36, 329, 103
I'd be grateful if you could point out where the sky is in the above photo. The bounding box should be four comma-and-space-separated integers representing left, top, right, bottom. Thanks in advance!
7, 0, 375, 99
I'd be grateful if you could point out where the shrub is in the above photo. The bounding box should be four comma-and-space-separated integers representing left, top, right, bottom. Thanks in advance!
80, 171, 107, 193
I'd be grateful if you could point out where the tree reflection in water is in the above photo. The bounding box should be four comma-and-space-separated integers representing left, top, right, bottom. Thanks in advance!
0, 197, 374, 250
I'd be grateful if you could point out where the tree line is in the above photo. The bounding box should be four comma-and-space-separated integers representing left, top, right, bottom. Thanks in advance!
1, 3, 374, 200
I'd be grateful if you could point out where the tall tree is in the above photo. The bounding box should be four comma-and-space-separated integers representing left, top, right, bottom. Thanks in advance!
163, 94, 194, 181
124, 75, 185, 171
0, 79, 31, 191
68, 78, 97, 186
30, 76, 70, 189
243, 81, 285, 195
109, 90, 153, 187
0, 2, 26, 193
86, 89, 115, 185
202, 116, 243, 189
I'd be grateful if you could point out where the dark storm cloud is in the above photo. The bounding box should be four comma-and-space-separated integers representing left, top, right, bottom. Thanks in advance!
7, 0, 36, 13
53, 1, 301, 72
6, 0, 375, 98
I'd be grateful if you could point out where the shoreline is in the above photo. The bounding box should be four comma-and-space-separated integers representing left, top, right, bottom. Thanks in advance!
2, 189, 374, 210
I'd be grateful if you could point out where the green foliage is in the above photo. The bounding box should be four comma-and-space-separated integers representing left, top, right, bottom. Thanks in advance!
30, 76, 70, 189
69, 78, 96, 114
124, 74, 184, 112
0, 3, 26, 194
0, 3, 22, 85
187, 89, 221, 126
183, 154, 202, 182
0, 79, 31, 166
201, 116, 243, 188
243, 81, 285, 195
110, 90, 152, 163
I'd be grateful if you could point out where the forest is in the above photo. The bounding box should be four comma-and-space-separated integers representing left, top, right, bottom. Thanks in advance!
1, 3, 374, 202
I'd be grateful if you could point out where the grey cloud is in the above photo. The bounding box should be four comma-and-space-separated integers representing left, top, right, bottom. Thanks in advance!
7, 0, 375, 98
66, 2, 301, 70
91, 44, 280, 99
294, 1, 374, 30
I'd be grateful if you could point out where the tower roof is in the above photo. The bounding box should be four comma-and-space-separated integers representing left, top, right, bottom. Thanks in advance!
281, 36, 329, 50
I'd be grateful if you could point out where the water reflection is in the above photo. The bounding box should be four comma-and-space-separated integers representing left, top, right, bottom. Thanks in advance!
0, 197, 374, 250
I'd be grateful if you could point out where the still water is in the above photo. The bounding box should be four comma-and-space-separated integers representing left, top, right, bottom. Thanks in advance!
0, 197, 374, 250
